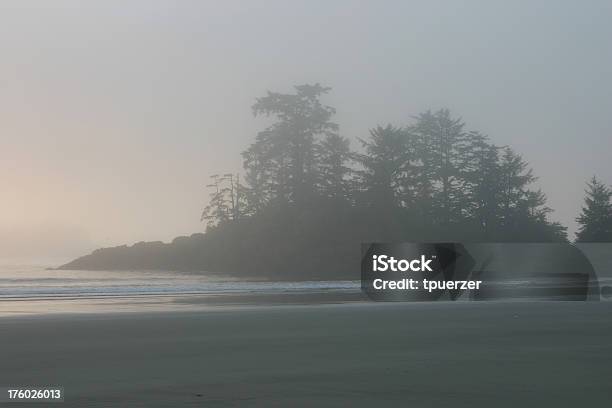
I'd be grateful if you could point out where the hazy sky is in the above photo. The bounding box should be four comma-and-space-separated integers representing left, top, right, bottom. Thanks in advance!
1, 0, 611, 260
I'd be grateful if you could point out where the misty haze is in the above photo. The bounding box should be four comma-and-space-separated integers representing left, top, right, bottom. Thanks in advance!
1, 1, 611, 261
1, 1, 611, 407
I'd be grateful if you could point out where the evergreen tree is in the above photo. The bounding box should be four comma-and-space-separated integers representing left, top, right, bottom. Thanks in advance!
201, 174, 243, 228
576, 176, 612, 242
411, 109, 473, 225
205, 87, 568, 246
317, 134, 352, 200
463, 135, 503, 237
241, 129, 290, 211
247, 84, 338, 206
355, 125, 413, 210
496, 147, 566, 240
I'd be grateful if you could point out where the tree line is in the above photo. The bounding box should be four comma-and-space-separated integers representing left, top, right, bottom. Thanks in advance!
203, 83, 608, 243
60, 83, 611, 277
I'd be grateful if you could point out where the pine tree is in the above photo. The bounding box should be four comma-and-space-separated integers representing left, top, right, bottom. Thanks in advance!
355, 125, 412, 210
201, 174, 244, 228
411, 109, 473, 225
248, 84, 338, 206
464, 135, 503, 236
576, 176, 612, 242
317, 134, 352, 200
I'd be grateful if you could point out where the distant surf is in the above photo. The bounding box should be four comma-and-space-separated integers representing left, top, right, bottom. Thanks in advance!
0, 264, 359, 299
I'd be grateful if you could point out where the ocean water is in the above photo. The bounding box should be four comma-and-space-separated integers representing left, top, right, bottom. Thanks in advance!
1, 261, 609, 301
0, 264, 360, 299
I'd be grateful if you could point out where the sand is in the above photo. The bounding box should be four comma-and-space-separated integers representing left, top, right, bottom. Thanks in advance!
1, 300, 611, 407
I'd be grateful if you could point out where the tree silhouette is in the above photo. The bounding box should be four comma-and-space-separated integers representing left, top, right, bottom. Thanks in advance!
198, 84, 569, 278
201, 174, 243, 228
464, 135, 503, 238
411, 109, 473, 225
355, 125, 412, 211
576, 176, 612, 242
317, 134, 352, 200
246, 84, 339, 207
63, 84, 576, 277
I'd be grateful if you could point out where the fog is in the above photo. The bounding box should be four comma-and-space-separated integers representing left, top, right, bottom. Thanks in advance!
1, 0, 611, 259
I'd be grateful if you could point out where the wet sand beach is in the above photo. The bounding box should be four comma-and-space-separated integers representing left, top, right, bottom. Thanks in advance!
1, 300, 611, 407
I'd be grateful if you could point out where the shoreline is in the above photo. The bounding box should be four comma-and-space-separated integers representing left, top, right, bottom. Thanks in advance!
1, 288, 608, 317
0, 290, 367, 317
